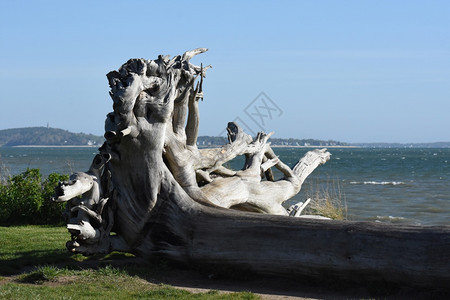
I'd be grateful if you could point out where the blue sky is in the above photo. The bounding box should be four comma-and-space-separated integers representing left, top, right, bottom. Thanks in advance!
1, 1, 449, 143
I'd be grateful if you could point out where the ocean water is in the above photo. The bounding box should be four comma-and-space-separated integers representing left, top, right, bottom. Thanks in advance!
269, 147, 450, 226
0, 147, 99, 178
1, 146, 449, 226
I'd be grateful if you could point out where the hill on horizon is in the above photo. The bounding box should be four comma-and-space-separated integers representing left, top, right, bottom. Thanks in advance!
0, 127, 104, 147
1, 127, 348, 148
1, 127, 448, 148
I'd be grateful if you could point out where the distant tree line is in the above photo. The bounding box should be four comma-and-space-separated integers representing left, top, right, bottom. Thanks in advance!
351, 142, 450, 148
269, 138, 348, 147
0, 127, 349, 148
0, 127, 104, 147
196, 136, 348, 147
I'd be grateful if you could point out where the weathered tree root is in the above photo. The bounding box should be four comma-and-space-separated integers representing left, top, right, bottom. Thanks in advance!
54, 49, 450, 289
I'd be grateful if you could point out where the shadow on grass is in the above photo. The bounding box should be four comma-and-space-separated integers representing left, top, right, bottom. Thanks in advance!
0, 247, 139, 276
0, 249, 71, 275
97, 258, 450, 300
3, 251, 449, 299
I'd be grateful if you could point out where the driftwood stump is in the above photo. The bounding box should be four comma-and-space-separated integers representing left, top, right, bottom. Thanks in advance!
54, 49, 450, 288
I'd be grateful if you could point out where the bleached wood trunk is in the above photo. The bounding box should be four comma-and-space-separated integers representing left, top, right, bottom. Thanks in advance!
141, 195, 450, 287
53, 49, 450, 288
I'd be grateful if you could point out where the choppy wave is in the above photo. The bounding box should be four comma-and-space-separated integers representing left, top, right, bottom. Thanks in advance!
374, 215, 408, 224
349, 181, 406, 186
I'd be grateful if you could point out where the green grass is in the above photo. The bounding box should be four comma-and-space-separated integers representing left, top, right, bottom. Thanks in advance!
0, 226, 259, 299
1, 279, 257, 299
0, 225, 70, 275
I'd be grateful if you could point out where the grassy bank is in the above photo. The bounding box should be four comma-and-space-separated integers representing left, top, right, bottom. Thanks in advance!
0, 226, 258, 299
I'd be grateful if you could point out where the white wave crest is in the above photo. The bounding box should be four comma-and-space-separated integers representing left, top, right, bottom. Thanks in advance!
375, 216, 406, 223
350, 181, 406, 185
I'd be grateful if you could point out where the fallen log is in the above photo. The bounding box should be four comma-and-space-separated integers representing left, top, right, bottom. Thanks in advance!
53, 49, 450, 288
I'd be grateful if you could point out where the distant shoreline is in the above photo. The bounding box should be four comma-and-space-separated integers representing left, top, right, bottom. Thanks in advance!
8, 145, 99, 148
5, 145, 358, 149
198, 145, 360, 149
270, 145, 360, 148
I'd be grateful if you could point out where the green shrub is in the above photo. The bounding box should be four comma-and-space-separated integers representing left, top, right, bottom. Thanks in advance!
0, 168, 42, 224
39, 172, 69, 224
0, 169, 68, 225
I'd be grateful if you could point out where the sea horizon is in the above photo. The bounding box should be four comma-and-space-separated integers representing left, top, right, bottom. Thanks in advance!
1, 146, 449, 226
